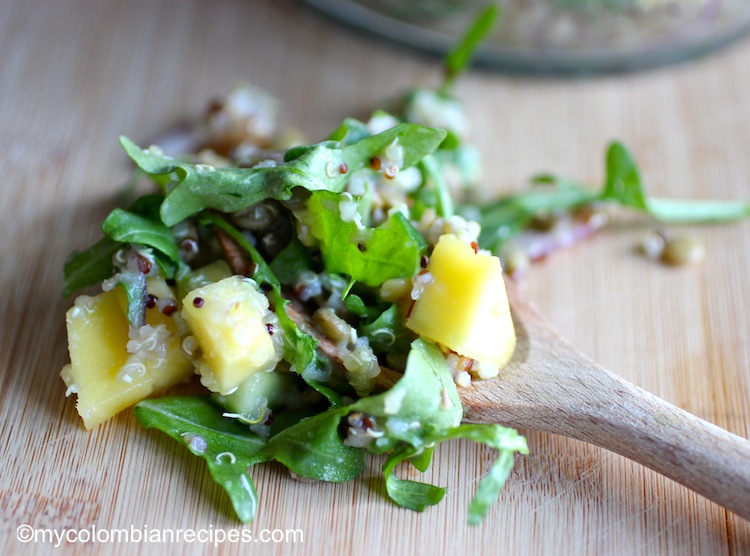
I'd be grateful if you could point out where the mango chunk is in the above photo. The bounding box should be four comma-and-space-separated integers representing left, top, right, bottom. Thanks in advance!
176, 260, 233, 300
406, 234, 516, 372
62, 279, 193, 429
181, 276, 280, 395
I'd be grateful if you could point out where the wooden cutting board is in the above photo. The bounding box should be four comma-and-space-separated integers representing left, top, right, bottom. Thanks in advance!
2, 1, 749, 554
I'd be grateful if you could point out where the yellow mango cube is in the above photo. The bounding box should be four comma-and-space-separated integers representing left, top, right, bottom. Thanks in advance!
176, 259, 232, 300
181, 276, 280, 395
406, 234, 516, 372
62, 290, 152, 429
62, 279, 194, 429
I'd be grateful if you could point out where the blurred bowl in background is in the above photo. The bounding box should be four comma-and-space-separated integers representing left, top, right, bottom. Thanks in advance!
304, 0, 750, 74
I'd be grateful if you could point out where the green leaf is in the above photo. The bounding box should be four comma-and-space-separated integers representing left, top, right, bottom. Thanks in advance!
422, 424, 528, 525
135, 396, 266, 524
419, 155, 453, 217
475, 186, 598, 251
351, 339, 462, 453
467, 448, 517, 525
328, 117, 371, 144
408, 445, 435, 472
342, 293, 371, 317
602, 141, 647, 210
122, 125, 446, 226
442, 5, 499, 92
63, 237, 120, 297
63, 194, 182, 298
360, 304, 412, 354
476, 140, 750, 253
268, 238, 314, 285
602, 141, 750, 221
101, 197, 180, 264
256, 407, 365, 482
306, 191, 427, 287
345, 339, 525, 523
645, 197, 750, 222
116, 269, 147, 328
383, 445, 445, 512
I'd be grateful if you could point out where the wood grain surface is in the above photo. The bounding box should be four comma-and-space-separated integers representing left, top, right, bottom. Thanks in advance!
2, 1, 749, 554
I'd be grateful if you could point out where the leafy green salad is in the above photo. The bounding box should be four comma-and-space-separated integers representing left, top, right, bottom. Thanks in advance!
60, 8, 750, 525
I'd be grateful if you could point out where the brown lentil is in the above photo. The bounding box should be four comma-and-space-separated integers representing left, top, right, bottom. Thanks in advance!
662, 234, 704, 266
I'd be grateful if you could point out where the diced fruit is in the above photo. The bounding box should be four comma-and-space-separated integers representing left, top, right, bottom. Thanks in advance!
406, 233, 516, 372
62, 291, 151, 429
182, 276, 281, 395
176, 260, 233, 300
62, 279, 194, 429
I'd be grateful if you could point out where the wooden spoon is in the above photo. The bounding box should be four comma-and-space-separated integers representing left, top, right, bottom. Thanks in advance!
459, 279, 750, 521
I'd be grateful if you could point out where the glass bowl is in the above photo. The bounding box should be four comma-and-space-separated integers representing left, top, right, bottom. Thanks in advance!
304, 0, 750, 74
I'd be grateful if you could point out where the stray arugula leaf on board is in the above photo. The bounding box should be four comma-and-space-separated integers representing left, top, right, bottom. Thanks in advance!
477, 141, 750, 252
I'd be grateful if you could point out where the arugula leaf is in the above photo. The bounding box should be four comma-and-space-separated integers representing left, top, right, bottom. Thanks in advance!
63, 237, 120, 297
408, 445, 435, 473
383, 445, 445, 512
476, 141, 750, 252
255, 407, 364, 482
135, 396, 265, 524
603, 141, 750, 221
122, 124, 446, 226
419, 155, 453, 218
646, 197, 750, 221
360, 304, 412, 354
63, 194, 181, 298
351, 339, 463, 452
602, 141, 647, 209
328, 117, 372, 145
476, 186, 597, 251
342, 293, 371, 317
101, 200, 180, 264
346, 339, 525, 522
305, 191, 427, 287
423, 424, 528, 525
268, 237, 314, 285
117, 268, 148, 328
442, 4, 499, 93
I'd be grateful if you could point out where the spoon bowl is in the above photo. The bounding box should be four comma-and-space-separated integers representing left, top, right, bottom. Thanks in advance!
460, 278, 750, 521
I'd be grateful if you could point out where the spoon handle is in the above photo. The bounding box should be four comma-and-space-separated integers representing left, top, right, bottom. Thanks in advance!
466, 345, 750, 521
581, 369, 750, 522
462, 283, 750, 521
